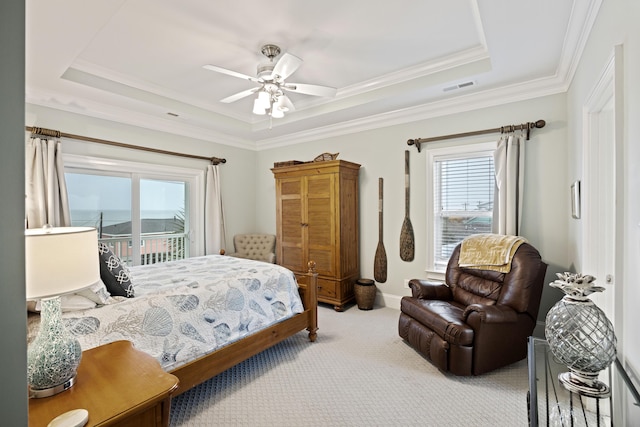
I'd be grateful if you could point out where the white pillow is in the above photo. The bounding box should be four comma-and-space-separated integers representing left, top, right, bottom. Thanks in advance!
26, 280, 110, 313
76, 280, 111, 305
30, 294, 97, 312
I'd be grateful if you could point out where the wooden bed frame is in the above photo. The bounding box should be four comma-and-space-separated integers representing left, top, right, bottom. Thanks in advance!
169, 261, 318, 395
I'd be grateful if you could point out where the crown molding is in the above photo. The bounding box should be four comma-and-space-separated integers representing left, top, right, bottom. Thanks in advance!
27, 71, 568, 153
255, 74, 568, 150
25, 87, 256, 150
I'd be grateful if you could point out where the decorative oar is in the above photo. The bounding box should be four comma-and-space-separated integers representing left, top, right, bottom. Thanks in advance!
400, 150, 415, 261
374, 177, 387, 283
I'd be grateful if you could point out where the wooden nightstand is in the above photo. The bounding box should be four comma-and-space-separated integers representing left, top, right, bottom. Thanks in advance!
29, 340, 179, 427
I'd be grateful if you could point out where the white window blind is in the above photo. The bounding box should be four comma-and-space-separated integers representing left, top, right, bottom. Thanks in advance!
432, 152, 495, 272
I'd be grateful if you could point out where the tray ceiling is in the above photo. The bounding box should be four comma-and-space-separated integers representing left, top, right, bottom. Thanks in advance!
25, 0, 599, 149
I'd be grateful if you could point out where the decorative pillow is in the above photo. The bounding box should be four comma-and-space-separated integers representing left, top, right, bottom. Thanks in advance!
28, 295, 97, 313
98, 243, 135, 298
26, 280, 110, 313
76, 279, 111, 305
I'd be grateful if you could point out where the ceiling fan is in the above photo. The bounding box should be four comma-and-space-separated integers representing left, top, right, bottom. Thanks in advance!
203, 44, 337, 118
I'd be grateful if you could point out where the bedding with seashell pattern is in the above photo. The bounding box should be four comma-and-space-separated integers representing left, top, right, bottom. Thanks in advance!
28, 255, 304, 372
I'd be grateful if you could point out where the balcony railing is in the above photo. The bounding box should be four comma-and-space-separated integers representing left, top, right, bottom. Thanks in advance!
99, 232, 188, 266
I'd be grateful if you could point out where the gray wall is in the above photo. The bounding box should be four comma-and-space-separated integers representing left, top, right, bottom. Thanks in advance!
256, 93, 570, 328
0, 0, 28, 423
29, 92, 571, 332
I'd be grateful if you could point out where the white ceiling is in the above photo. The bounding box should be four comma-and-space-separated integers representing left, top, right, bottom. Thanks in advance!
25, 0, 599, 150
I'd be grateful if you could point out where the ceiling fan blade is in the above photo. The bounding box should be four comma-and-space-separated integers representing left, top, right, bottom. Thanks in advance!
202, 64, 261, 83
220, 87, 260, 103
271, 53, 303, 80
283, 83, 337, 98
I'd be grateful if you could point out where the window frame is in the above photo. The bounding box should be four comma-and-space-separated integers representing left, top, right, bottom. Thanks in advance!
63, 153, 206, 260
425, 140, 497, 279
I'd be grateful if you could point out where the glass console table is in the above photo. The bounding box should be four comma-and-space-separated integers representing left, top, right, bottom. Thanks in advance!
527, 337, 640, 426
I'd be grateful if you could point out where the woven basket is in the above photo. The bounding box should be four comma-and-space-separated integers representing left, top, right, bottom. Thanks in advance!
354, 279, 376, 310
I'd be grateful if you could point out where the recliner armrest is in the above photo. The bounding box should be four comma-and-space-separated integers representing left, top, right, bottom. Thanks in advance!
463, 304, 518, 323
408, 279, 452, 300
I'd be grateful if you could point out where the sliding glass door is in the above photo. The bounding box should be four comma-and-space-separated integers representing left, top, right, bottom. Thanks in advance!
63, 150, 206, 265
66, 171, 188, 266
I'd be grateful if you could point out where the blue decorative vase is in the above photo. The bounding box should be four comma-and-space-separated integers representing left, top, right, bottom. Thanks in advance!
27, 297, 82, 397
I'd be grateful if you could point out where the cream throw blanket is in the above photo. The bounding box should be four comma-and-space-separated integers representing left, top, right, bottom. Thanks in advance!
458, 234, 527, 273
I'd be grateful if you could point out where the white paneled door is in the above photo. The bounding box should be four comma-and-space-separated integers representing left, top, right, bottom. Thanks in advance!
582, 46, 624, 350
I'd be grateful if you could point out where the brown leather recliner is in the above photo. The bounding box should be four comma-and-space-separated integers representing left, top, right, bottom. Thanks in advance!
398, 242, 547, 375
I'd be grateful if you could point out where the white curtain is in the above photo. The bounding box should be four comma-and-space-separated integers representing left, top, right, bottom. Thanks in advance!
25, 137, 71, 228
204, 164, 227, 255
493, 133, 525, 235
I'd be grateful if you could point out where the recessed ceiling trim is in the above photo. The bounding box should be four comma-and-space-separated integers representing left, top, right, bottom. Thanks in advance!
25, 87, 256, 150
28, 69, 568, 152
255, 74, 567, 150
337, 46, 489, 98
66, 59, 250, 122
554, 0, 603, 86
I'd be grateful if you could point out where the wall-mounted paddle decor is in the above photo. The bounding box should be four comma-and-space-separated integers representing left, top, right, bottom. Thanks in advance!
400, 150, 415, 262
374, 177, 387, 282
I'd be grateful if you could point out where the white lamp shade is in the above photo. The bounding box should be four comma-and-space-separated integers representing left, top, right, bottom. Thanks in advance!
252, 98, 266, 115
271, 107, 285, 118
257, 91, 271, 109
276, 94, 294, 112
25, 227, 99, 300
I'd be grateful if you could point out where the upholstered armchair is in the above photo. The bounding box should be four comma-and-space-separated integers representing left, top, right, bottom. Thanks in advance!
227, 234, 276, 263
398, 241, 547, 375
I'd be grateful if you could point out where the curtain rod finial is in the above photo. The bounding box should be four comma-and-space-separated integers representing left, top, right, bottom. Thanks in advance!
407, 139, 422, 152
210, 157, 227, 165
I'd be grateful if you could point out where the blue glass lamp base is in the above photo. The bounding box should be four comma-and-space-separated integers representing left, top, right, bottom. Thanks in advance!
27, 297, 82, 398
29, 375, 76, 398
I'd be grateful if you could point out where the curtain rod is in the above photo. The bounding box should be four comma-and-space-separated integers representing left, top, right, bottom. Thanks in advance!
26, 126, 227, 165
406, 119, 546, 152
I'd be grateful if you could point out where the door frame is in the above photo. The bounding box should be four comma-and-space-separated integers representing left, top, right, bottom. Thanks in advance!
581, 44, 626, 422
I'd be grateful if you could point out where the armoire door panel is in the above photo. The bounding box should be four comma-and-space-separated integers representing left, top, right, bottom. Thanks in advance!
307, 198, 333, 246
307, 176, 332, 197
281, 199, 302, 243
308, 248, 335, 276
280, 179, 301, 196
281, 247, 303, 271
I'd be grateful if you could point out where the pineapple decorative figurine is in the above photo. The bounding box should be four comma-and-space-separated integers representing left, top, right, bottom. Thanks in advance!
545, 272, 617, 397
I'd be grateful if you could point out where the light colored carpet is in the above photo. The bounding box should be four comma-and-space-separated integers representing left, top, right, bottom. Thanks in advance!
170, 305, 529, 426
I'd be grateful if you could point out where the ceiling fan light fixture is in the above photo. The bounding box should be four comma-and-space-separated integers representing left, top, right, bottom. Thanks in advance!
252, 99, 266, 115
271, 107, 285, 119
257, 90, 271, 109
275, 94, 293, 112
205, 43, 336, 120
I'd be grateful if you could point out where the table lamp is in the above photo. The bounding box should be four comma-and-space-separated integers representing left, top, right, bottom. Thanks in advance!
25, 226, 99, 398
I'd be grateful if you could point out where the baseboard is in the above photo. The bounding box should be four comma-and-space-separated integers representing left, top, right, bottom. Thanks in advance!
374, 292, 403, 310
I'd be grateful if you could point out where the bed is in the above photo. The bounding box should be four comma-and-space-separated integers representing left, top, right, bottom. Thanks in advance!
28, 254, 318, 395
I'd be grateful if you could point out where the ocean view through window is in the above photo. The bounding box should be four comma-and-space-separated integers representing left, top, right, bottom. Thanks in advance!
66, 172, 188, 266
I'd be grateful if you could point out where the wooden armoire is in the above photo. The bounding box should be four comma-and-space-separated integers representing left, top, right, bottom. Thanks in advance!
272, 160, 360, 311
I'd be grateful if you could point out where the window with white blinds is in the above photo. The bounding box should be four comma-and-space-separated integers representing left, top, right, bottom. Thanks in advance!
426, 141, 496, 274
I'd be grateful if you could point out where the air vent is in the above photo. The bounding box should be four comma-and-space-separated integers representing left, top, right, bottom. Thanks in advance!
443, 81, 476, 92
